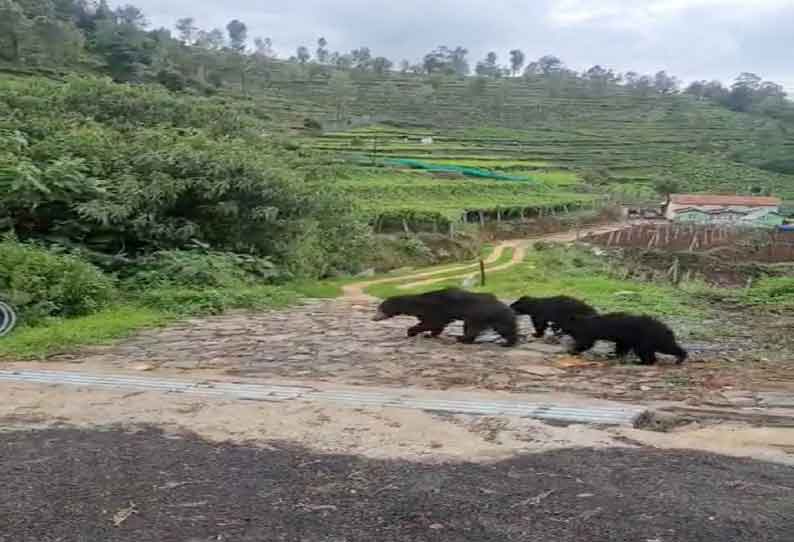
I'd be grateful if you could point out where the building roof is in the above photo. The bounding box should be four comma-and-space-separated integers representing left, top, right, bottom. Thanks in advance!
669, 194, 781, 207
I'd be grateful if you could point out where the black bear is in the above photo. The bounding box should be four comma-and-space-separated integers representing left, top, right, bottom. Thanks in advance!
510, 295, 598, 338
373, 287, 518, 347
557, 313, 687, 365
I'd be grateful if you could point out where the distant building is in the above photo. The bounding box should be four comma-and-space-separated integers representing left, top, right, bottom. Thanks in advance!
664, 194, 782, 227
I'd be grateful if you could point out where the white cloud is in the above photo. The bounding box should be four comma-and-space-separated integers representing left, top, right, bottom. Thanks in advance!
123, 0, 794, 87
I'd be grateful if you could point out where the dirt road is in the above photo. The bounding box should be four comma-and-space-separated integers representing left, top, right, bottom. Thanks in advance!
341, 223, 627, 300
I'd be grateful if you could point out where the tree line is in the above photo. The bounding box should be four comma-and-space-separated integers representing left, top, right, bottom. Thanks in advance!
0, 0, 790, 120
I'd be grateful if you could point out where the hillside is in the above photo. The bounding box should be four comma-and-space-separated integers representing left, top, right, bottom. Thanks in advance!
273, 73, 794, 202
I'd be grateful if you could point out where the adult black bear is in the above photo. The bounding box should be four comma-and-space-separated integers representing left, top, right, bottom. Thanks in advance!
373, 288, 518, 347
510, 295, 598, 338
558, 313, 687, 365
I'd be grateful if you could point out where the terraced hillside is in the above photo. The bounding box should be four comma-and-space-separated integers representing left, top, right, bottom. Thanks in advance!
274, 74, 794, 204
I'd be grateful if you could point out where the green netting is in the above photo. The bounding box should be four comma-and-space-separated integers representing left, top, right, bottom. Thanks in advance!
380, 158, 536, 182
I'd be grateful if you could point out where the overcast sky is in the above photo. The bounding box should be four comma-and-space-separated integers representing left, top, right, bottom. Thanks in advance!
124, 0, 794, 90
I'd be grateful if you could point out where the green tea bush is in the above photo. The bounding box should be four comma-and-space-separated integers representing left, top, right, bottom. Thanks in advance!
0, 239, 115, 321
125, 250, 283, 289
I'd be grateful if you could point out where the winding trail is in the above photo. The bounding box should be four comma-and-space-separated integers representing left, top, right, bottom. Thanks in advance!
342, 223, 626, 301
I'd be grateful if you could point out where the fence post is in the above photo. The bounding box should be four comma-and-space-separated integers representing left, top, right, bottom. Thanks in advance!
480, 260, 486, 286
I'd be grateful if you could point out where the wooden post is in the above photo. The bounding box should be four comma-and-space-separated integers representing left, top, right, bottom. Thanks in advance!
669, 258, 680, 285
402, 218, 410, 234
480, 260, 486, 286
688, 232, 699, 252
479, 211, 485, 227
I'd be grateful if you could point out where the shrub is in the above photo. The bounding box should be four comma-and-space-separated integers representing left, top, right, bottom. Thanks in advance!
136, 285, 299, 315
0, 76, 370, 278
125, 250, 284, 289
0, 239, 115, 322
746, 277, 794, 306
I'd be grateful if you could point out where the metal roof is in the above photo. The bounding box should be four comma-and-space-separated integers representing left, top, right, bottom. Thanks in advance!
669, 194, 781, 206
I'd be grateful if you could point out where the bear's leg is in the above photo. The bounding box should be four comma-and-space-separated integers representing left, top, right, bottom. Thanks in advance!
635, 348, 658, 365
531, 318, 548, 338
407, 320, 430, 337
493, 320, 518, 347
658, 343, 688, 364
458, 320, 485, 344
427, 319, 450, 338
614, 341, 631, 359
570, 337, 595, 355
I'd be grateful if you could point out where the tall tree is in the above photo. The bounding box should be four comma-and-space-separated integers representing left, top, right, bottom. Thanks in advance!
538, 55, 562, 75
93, 18, 154, 82
296, 45, 310, 64
114, 4, 147, 28
351, 46, 371, 69
475, 51, 499, 77
316, 36, 328, 64
253, 36, 273, 57
372, 56, 392, 75
329, 71, 355, 120
226, 19, 247, 52
508, 49, 525, 76
200, 28, 225, 50
0, 0, 28, 62
333, 52, 353, 70
653, 70, 679, 94
175, 17, 197, 44
31, 14, 84, 62
448, 46, 469, 76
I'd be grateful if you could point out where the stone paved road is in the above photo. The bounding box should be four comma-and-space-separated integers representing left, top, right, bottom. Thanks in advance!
52, 299, 794, 404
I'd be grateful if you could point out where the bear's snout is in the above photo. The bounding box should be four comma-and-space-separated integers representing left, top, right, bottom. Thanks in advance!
372, 310, 390, 321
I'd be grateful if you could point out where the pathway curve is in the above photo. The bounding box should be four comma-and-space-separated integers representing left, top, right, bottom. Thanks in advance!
342, 223, 627, 301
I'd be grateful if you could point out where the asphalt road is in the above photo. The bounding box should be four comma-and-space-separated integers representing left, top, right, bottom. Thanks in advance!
1, 426, 793, 542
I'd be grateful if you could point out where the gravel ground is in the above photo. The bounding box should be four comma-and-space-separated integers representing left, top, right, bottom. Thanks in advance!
2, 426, 793, 542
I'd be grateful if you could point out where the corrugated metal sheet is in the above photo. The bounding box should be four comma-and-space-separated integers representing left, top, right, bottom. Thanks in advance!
0, 370, 646, 426
669, 194, 781, 207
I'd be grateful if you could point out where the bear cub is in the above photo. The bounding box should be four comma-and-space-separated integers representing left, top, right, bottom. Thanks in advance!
510, 295, 598, 338
558, 312, 687, 365
373, 287, 518, 347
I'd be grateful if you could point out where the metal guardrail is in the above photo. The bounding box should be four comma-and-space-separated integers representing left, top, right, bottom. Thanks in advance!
0, 302, 17, 337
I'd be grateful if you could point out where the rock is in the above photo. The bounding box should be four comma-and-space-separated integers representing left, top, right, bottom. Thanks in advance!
429, 523, 445, 530
613, 290, 640, 299
640, 385, 651, 391
132, 363, 155, 372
